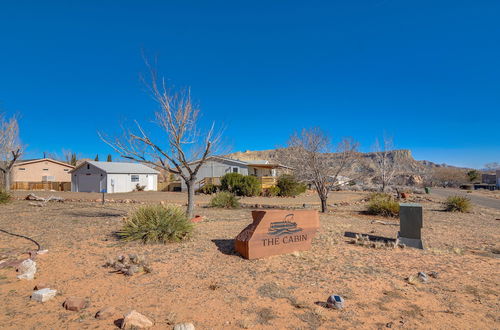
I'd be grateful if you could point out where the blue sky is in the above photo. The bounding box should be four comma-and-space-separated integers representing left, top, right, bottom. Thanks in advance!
0, 1, 498, 168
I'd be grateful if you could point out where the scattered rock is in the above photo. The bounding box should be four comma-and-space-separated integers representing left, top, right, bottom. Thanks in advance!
428, 271, 439, 279
190, 215, 203, 223
63, 297, 87, 311
95, 306, 117, 319
17, 259, 36, 280
121, 310, 153, 329
326, 295, 344, 309
173, 323, 195, 330
31, 288, 57, 302
37, 249, 49, 255
418, 272, 429, 283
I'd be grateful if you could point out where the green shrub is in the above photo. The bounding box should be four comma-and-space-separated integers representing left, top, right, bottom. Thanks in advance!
264, 186, 280, 197
117, 205, 193, 244
220, 173, 261, 196
367, 193, 399, 217
277, 175, 307, 197
445, 195, 471, 212
197, 183, 219, 194
210, 191, 240, 208
0, 190, 11, 204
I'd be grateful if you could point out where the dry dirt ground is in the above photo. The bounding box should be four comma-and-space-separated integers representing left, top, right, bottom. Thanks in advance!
0, 191, 499, 329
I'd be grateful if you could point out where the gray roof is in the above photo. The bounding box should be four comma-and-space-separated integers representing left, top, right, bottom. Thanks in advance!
81, 161, 159, 174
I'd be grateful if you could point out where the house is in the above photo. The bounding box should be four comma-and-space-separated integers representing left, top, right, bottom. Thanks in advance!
497, 170, 500, 189
71, 161, 159, 193
178, 156, 291, 192
10, 158, 75, 191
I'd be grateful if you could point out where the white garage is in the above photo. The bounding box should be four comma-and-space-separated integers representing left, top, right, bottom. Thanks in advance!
71, 161, 159, 193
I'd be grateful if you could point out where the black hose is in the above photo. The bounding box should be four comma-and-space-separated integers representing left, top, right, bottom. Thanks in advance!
0, 228, 41, 251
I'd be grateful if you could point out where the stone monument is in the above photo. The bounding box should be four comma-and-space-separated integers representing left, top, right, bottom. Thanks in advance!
397, 203, 424, 249
235, 210, 320, 259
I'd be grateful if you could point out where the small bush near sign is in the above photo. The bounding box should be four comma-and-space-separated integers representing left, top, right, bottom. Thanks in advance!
445, 195, 471, 213
220, 173, 261, 197
117, 205, 193, 244
367, 192, 400, 217
276, 175, 306, 197
210, 191, 240, 208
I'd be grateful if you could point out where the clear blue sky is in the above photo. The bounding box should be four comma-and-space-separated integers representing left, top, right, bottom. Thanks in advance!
0, 1, 498, 168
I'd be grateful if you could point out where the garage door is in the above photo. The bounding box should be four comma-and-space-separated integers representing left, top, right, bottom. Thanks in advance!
77, 174, 101, 193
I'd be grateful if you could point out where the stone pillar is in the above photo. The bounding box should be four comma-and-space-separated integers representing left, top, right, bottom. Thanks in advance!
397, 203, 424, 249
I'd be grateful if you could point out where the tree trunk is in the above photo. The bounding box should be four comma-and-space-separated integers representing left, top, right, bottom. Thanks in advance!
3, 169, 11, 192
320, 197, 328, 213
185, 179, 196, 219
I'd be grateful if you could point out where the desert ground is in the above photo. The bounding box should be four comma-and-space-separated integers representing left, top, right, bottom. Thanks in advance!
0, 190, 499, 329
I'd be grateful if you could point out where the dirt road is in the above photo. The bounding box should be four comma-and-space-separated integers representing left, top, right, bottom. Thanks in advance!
431, 188, 500, 210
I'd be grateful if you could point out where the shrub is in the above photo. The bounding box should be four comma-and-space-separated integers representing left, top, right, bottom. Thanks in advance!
367, 193, 400, 217
210, 191, 240, 208
135, 184, 146, 191
445, 195, 471, 213
264, 186, 280, 197
277, 175, 307, 197
0, 190, 11, 204
220, 173, 261, 196
117, 205, 193, 244
197, 183, 219, 194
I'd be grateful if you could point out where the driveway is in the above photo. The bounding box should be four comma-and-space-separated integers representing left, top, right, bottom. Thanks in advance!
431, 187, 500, 210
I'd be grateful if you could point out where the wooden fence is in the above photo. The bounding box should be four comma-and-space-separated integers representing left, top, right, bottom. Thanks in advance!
11, 181, 71, 191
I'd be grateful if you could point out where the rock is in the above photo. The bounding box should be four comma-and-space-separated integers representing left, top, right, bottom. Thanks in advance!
124, 265, 139, 276
31, 288, 57, 302
37, 249, 49, 255
34, 283, 49, 290
121, 310, 153, 329
190, 215, 203, 223
95, 306, 117, 319
418, 272, 429, 283
17, 259, 36, 280
173, 323, 195, 330
63, 297, 87, 311
428, 271, 439, 279
326, 295, 345, 309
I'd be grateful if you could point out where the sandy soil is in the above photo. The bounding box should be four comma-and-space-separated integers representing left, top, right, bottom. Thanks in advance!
0, 193, 499, 329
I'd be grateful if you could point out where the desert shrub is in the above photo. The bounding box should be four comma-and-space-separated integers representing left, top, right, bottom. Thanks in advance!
135, 184, 146, 191
367, 193, 400, 217
220, 173, 261, 196
277, 175, 307, 197
444, 195, 471, 213
210, 191, 240, 208
197, 183, 219, 194
0, 190, 11, 204
263, 186, 280, 197
117, 205, 193, 244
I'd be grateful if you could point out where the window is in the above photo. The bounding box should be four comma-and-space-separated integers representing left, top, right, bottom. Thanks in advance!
131, 175, 139, 182
87, 164, 90, 170
43, 168, 49, 171
18, 168, 26, 171
232, 167, 239, 173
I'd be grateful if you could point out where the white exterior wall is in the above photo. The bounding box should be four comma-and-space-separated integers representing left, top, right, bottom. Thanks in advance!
181, 159, 249, 191
497, 170, 500, 188
72, 162, 158, 193
71, 164, 107, 193
106, 173, 157, 193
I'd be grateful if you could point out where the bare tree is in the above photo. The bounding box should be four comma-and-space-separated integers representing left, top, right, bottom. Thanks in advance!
279, 127, 359, 213
0, 114, 22, 191
484, 162, 500, 171
372, 136, 400, 192
100, 63, 221, 218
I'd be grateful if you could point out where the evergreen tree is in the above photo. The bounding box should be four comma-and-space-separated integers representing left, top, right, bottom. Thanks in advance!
70, 153, 77, 166
107, 154, 112, 162
95, 154, 99, 161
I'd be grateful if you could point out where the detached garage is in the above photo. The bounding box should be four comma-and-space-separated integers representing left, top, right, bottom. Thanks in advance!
71, 161, 159, 193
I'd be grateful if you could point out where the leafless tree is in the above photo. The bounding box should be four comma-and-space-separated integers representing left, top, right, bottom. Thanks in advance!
279, 127, 359, 213
484, 162, 500, 171
0, 114, 22, 191
100, 63, 221, 218
372, 136, 400, 192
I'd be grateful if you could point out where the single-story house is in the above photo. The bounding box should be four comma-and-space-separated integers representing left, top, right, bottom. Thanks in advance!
10, 158, 75, 190
71, 161, 159, 193
178, 156, 291, 192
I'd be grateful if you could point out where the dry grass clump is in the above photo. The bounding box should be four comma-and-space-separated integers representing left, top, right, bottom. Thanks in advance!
351, 234, 396, 249
209, 191, 240, 208
104, 253, 153, 276
367, 192, 399, 217
444, 195, 471, 212
0, 190, 11, 204
117, 204, 193, 244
